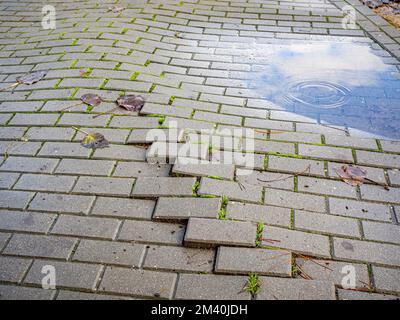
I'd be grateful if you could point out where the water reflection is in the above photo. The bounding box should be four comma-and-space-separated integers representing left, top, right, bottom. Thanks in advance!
250, 41, 400, 140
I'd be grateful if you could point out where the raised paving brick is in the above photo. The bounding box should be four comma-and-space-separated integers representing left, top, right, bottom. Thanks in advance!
198, 177, 263, 203
29, 193, 95, 214
0, 210, 55, 233
73, 240, 145, 267
184, 218, 257, 247
113, 162, 171, 178
257, 278, 336, 300
0, 285, 54, 300
333, 238, 400, 267
72, 176, 134, 197
132, 177, 196, 197
0, 256, 32, 283
153, 197, 220, 220
91, 197, 155, 220
372, 266, 400, 293
144, 245, 215, 272
175, 274, 250, 300
262, 225, 331, 258
362, 221, 400, 244
215, 246, 292, 277
99, 267, 177, 299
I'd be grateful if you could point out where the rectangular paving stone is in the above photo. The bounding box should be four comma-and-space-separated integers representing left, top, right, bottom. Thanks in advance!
144, 245, 215, 273
298, 176, 357, 199
72, 176, 134, 197
327, 162, 386, 185
0, 156, 59, 173
262, 225, 331, 258
362, 221, 400, 244
91, 197, 155, 220
295, 210, 360, 237
39, 142, 91, 158
198, 177, 263, 203
153, 197, 221, 220
215, 246, 292, 277
113, 162, 171, 178
257, 278, 336, 300
29, 192, 95, 214
9, 113, 59, 126
99, 267, 177, 299
14, 174, 76, 192
118, 220, 186, 245
24, 260, 102, 291
299, 144, 354, 162
92, 144, 147, 161
295, 258, 370, 288
236, 168, 294, 190
226, 202, 291, 227
372, 266, 400, 293
337, 289, 399, 300
0, 190, 34, 210
333, 237, 400, 267
388, 169, 400, 187
267, 155, 326, 176
0, 256, 32, 283
264, 188, 326, 212
55, 159, 115, 176
0, 127, 27, 140
0, 141, 42, 157
4, 234, 76, 259
356, 150, 400, 169
325, 135, 377, 150
73, 240, 145, 268
132, 177, 196, 197
51, 215, 120, 240
0, 210, 55, 233
184, 217, 257, 247
173, 162, 235, 180
146, 142, 209, 164
360, 184, 400, 204
0, 172, 19, 189
0, 284, 54, 300
175, 274, 250, 300
26, 127, 75, 141
380, 140, 400, 153
109, 116, 159, 129
57, 113, 109, 127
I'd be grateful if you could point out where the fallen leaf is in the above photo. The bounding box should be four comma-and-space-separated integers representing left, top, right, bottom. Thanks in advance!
79, 69, 90, 77
81, 93, 103, 107
336, 165, 366, 186
116, 94, 145, 111
16, 70, 48, 85
109, 5, 125, 13
81, 132, 109, 149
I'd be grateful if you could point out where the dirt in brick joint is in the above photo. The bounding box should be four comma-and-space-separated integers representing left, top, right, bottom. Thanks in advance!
361, 0, 400, 28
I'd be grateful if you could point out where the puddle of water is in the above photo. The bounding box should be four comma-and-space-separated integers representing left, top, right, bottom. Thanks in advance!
250, 41, 400, 140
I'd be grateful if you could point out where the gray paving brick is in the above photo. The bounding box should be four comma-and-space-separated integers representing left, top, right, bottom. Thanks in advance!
333, 238, 400, 266
109, 116, 159, 129
388, 169, 400, 187
262, 225, 331, 258
173, 162, 235, 180
257, 278, 336, 300
0, 156, 59, 174
236, 168, 294, 191
360, 184, 400, 204
0, 172, 19, 188
144, 245, 215, 273
132, 177, 196, 197
113, 162, 171, 178
73, 240, 145, 267
0, 256, 32, 283
55, 159, 115, 176
0, 141, 42, 157
337, 289, 399, 300
267, 155, 325, 176
91, 197, 155, 220
14, 174, 76, 192
99, 267, 176, 299
325, 135, 377, 150
29, 192, 95, 214
327, 162, 386, 185
72, 176, 134, 197
146, 142, 209, 164
175, 274, 250, 300
226, 202, 291, 227
0, 232, 11, 250
4, 234, 76, 259
295, 210, 360, 237
92, 144, 146, 161
0, 210, 55, 233
298, 176, 357, 199
153, 197, 220, 220
51, 215, 120, 240
264, 188, 326, 212
0, 284, 54, 300
299, 144, 354, 162
0, 190, 34, 210
9, 113, 59, 126
118, 220, 185, 245
216, 246, 292, 277
0, 101, 43, 112
356, 150, 400, 169
0, 127, 26, 140
372, 266, 400, 293
39, 142, 91, 158
362, 221, 400, 244
380, 140, 400, 153
24, 260, 102, 291
184, 217, 257, 248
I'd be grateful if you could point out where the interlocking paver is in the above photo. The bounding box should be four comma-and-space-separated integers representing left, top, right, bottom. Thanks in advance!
0, 210, 55, 233
0, 256, 32, 283
132, 177, 196, 197
0, 285, 54, 300
372, 266, 400, 293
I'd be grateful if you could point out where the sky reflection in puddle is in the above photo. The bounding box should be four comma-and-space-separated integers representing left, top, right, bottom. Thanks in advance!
250, 41, 400, 140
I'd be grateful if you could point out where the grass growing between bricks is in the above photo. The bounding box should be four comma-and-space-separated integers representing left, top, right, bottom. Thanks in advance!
255, 223, 263, 247
245, 273, 260, 297
218, 195, 229, 220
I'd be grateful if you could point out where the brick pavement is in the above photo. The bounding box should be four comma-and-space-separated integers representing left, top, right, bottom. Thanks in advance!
0, 0, 399, 300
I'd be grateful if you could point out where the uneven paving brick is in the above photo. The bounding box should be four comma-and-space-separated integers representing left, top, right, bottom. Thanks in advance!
264, 188, 326, 213
153, 197, 220, 220
4, 234, 76, 259
0, 190, 34, 210
29, 192, 95, 214
91, 197, 155, 220
24, 260, 102, 291
0, 284, 54, 300
226, 202, 291, 227
0, 156, 59, 173
73, 240, 145, 267
295, 210, 360, 237
92, 144, 146, 161
14, 174, 76, 192
372, 266, 400, 293
55, 159, 115, 176
0, 210, 55, 233
328, 197, 392, 222
298, 176, 357, 199
257, 278, 336, 300
72, 176, 134, 197
299, 144, 354, 162
118, 220, 185, 245
173, 162, 235, 180
333, 238, 400, 266
198, 177, 263, 203
184, 218, 257, 247
113, 162, 171, 178
360, 184, 400, 204
356, 150, 400, 169
211, 150, 265, 170
99, 267, 176, 299
388, 169, 400, 186
144, 245, 215, 272
0, 172, 19, 189
267, 155, 325, 176
0, 256, 32, 283
132, 177, 196, 197
362, 221, 400, 244
337, 289, 399, 300
215, 246, 292, 277
262, 225, 331, 258
295, 258, 370, 288
39, 142, 91, 158
175, 274, 250, 300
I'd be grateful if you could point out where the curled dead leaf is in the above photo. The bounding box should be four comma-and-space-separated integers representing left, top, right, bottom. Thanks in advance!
116, 94, 145, 111
72, 127, 109, 149
336, 165, 366, 187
